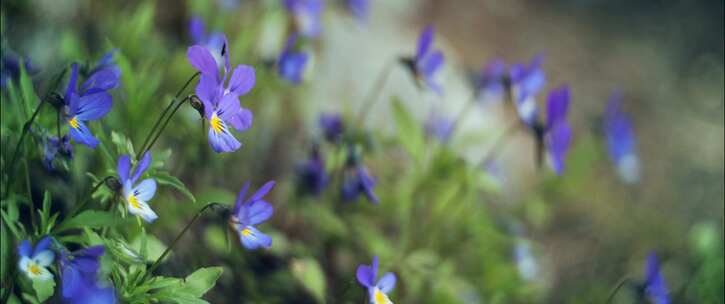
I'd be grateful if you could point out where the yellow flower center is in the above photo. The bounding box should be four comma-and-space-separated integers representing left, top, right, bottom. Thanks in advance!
68, 116, 80, 129
241, 228, 252, 237
128, 194, 141, 209
374, 289, 389, 304
210, 113, 224, 134
28, 263, 42, 275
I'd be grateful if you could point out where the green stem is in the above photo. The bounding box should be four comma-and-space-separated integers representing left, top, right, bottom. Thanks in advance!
145, 202, 222, 276
355, 60, 396, 126
2, 100, 45, 200
606, 275, 632, 304
447, 93, 478, 140
64, 176, 115, 221
476, 122, 521, 168
138, 96, 192, 159
137, 72, 200, 159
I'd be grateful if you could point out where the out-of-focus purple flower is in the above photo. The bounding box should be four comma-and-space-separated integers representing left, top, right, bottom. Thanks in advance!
604, 90, 640, 184
356, 256, 396, 304
230, 181, 276, 250
319, 113, 344, 142
43, 134, 73, 170
87, 50, 121, 85
59, 246, 116, 304
296, 146, 329, 196
424, 110, 454, 143
277, 34, 309, 85
412, 25, 444, 95
117, 152, 158, 223
475, 59, 507, 104
641, 252, 670, 304
188, 34, 255, 153
63, 63, 117, 148
509, 55, 545, 126
1, 53, 37, 88
17, 237, 55, 281
542, 85, 572, 176
346, 0, 368, 22
342, 161, 378, 204
283, 0, 323, 38
189, 16, 227, 69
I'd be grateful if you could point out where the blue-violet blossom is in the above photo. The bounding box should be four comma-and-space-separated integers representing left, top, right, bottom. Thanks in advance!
278, 34, 309, 85
17, 237, 55, 281
230, 181, 276, 250
604, 90, 640, 184
63, 63, 118, 148
356, 256, 396, 304
118, 152, 158, 223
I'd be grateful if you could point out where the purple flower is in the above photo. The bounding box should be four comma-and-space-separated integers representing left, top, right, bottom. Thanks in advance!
283, 0, 323, 38
17, 237, 55, 281
604, 90, 640, 184
413, 25, 445, 95
188, 35, 255, 153
475, 59, 507, 104
296, 146, 329, 196
424, 110, 454, 143
509, 55, 545, 126
1, 53, 37, 88
63, 63, 117, 148
642, 253, 670, 304
277, 34, 308, 85
319, 113, 344, 142
189, 16, 227, 69
117, 152, 158, 223
59, 246, 116, 304
43, 134, 73, 170
342, 164, 378, 204
346, 0, 368, 22
230, 181, 276, 250
356, 256, 396, 304
543, 85, 572, 175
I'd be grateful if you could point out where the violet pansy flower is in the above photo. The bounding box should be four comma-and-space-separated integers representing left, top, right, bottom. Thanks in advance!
356, 256, 396, 304
1, 52, 37, 88
278, 34, 309, 85
188, 35, 255, 153
189, 16, 226, 70
230, 181, 276, 250
17, 237, 55, 281
542, 85, 572, 175
43, 134, 73, 170
283, 0, 323, 38
342, 163, 378, 204
408, 25, 444, 95
509, 55, 545, 126
475, 59, 507, 104
319, 113, 344, 142
117, 152, 158, 223
63, 63, 118, 148
59, 246, 116, 304
641, 252, 670, 304
296, 146, 329, 196
424, 110, 454, 143
604, 90, 640, 184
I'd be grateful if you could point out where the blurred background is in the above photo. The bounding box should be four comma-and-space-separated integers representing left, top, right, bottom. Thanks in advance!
2, 0, 723, 303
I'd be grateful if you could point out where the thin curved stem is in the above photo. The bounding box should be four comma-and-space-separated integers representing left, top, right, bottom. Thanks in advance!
476, 122, 522, 168
447, 93, 478, 140
606, 275, 632, 304
64, 176, 115, 221
145, 202, 223, 276
2, 100, 45, 200
138, 95, 192, 159
137, 72, 200, 158
355, 60, 396, 126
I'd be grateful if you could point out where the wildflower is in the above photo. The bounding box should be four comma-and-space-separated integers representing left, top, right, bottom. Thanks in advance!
189, 16, 226, 69
277, 34, 309, 85
283, 0, 323, 38
296, 145, 328, 196
42, 134, 73, 170
424, 110, 454, 143
17, 237, 55, 281
403, 25, 444, 95
188, 35, 255, 153
346, 0, 368, 22
230, 181, 276, 250
63, 63, 117, 148
640, 253, 670, 304
1, 52, 37, 88
509, 55, 545, 126
319, 113, 344, 142
604, 90, 640, 184
341, 153, 378, 203
117, 152, 158, 223
541, 85, 572, 175
59, 246, 116, 304
356, 256, 396, 304
474, 59, 507, 104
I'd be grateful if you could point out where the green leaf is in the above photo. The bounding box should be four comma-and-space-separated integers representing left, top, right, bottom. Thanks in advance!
18, 62, 38, 119
183, 267, 223, 298
55, 211, 120, 233
154, 172, 196, 203
32, 279, 55, 302
291, 258, 326, 303
111, 131, 136, 157
391, 97, 425, 164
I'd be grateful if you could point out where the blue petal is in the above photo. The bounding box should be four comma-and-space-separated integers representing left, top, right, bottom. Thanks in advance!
17, 240, 32, 257
376, 272, 396, 293
207, 122, 241, 153
645, 253, 670, 304
189, 16, 207, 44
546, 122, 571, 176
131, 152, 152, 184
356, 264, 375, 288
74, 91, 112, 121
247, 181, 276, 204
239, 226, 272, 250
32, 236, 53, 256
416, 25, 434, 61
227, 65, 256, 97
62, 265, 83, 298
227, 107, 253, 131
546, 85, 569, 130
187, 45, 219, 79
133, 179, 157, 202
64, 63, 79, 102
117, 155, 131, 183
278, 51, 308, 85
243, 200, 273, 226
69, 120, 99, 148
196, 74, 222, 114
81, 68, 119, 94
234, 181, 251, 219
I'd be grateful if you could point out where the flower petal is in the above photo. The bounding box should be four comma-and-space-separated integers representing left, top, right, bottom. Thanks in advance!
81, 68, 120, 94
377, 272, 396, 294
546, 85, 569, 130
546, 122, 571, 176
117, 155, 131, 183
62, 265, 82, 297
416, 25, 434, 61
187, 45, 219, 78
227, 65, 256, 96
18, 240, 32, 257
33, 250, 55, 267
234, 181, 251, 218
208, 122, 241, 153
278, 48, 308, 85
75, 91, 112, 121
131, 152, 152, 184
127, 197, 158, 223
69, 120, 99, 148
247, 181, 276, 204
64, 63, 79, 102
189, 16, 206, 44
239, 226, 272, 250
133, 179, 157, 202
245, 200, 273, 225
227, 107, 253, 131
356, 264, 375, 288
216, 94, 241, 122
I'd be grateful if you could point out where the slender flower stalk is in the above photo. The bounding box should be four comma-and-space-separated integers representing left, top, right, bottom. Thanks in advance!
138, 95, 194, 159
606, 275, 632, 304
356, 60, 396, 126
476, 122, 522, 168
63, 176, 116, 224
